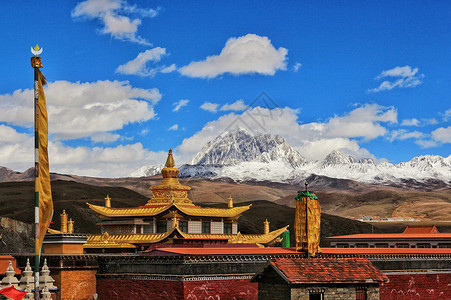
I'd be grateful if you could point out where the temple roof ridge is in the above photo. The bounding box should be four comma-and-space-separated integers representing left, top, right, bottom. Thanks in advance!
86, 202, 251, 218
84, 225, 289, 249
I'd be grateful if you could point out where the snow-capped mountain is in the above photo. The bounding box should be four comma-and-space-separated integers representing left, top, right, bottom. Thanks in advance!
128, 164, 164, 178
190, 129, 305, 168
129, 130, 451, 187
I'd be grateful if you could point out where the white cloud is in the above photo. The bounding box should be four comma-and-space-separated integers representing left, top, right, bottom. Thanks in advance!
415, 139, 438, 148
441, 108, 451, 122
368, 66, 424, 93
172, 99, 189, 112
323, 104, 397, 140
0, 80, 161, 141
0, 127, 167, 177
72, 0, 158, 45
169, 124, 178, 131
220, 100, 247, 111
431, 126, 451, 144
48, 142, 167, 177
91, 133, 121, 143
293, 62, 302, 72
389, 129, 424, 142
176, 104, 396, 163
401, 118, 420, 126
200, 102, 219, 113
116, 47, 168, 77
161, 64, 177, 73
179, 34, 288, 78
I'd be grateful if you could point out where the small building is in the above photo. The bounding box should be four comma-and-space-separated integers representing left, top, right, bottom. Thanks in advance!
253, 257, 387, 300
84, 150, 288, 253
327, 225, 451, 248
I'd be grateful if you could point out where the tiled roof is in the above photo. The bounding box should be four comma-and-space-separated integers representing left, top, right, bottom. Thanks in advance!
403, 225, 439, 234
84, 226, 288, 249
86, 202, 250, 218
321, 247, 451, 255
271, 257, 387, 283
144, 247, 298, 256
326, 233, 451, 239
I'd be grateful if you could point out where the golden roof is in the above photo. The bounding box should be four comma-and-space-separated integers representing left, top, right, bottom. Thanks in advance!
84, 232, 136, 249
83, 226, 288, 249
87, 202, 251, 218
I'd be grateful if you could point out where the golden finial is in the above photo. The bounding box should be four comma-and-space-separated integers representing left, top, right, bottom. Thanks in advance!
165, 149, 175, 168
60, 210, 68, 233
264, 219, 270, 234
105, 195, 111, 208
68, 218, 74, 234
31, 44, 43, 56
228, 195, 234, 208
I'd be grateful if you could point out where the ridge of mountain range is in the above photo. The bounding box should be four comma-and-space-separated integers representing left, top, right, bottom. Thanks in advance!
130, 129, 451, 189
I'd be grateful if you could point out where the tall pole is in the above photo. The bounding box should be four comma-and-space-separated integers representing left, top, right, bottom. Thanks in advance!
31, 45, 43, 300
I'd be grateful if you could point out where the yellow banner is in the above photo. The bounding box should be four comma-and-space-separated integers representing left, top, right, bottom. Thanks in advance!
36, 69, 53, 255
294, 195, 321, 256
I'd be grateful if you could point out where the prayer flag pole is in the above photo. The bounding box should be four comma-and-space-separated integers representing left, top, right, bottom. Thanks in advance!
31, 44, 54, 300
31, 44, 43, 300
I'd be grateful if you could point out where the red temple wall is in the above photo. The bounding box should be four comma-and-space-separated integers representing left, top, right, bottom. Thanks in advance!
380, 273, 451, 300
184, 279, 258, 300
96, 279, 184, 299
96, 278, 258, 300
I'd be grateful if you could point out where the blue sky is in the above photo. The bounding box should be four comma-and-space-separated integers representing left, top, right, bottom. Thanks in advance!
0, 0, 450, 177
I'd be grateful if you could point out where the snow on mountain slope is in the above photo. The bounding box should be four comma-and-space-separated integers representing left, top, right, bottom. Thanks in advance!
129, 130, 451, 187
189, 128, 305, 168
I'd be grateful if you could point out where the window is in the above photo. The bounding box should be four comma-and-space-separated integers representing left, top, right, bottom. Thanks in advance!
224, 222, 232, 234
375, 243, 389, 248
157, 220, 167, 233
309, 293, 323, 300
396, 243, 409, 248
356, 289, 367, 300
179, 221, 188, 233
336, 243, 349, 248
202, 222, 210, 234
355, 243, 369, 248
417, 243, 431, 248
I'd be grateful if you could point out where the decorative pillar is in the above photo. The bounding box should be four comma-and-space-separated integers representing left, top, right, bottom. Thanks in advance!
264, 219, 270, 234
105, 195, 111, 208
228, 196, 233, 208
60, 210, 68, 233
68, 218, 74, 234
294, 181, 321, 257
1, 261, 20, 288
171, 211, 178, 229
19, 258, 34, 291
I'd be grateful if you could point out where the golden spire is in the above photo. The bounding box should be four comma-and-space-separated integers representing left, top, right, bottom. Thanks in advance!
264, 219, 270, 234
60, 210, 68, 233
68, 218, 74, 234
160, 149, 180, 184
105, 195, 111, 208
146, 148, 192, 205
165, 148, 175, 168
228, 196, 234, 208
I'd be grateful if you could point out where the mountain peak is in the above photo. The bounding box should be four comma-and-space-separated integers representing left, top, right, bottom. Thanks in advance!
323, 150, 356, 165
189, 130, 305, 167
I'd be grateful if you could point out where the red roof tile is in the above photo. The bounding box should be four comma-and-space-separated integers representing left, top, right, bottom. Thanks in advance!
403, 225, 439, 234
321, 247, 451, 255
271, 257, 387, 283
142, 247, 299, 256
326, 233, 451, 239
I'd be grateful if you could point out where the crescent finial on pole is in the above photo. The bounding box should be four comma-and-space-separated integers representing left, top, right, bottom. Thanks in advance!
31, 44, 43, 56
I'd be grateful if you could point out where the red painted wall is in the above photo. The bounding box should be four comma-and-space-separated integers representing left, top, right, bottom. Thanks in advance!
184, 279, 258, 300
380, 273, 451, 300
97, 278, 258, 300
97, 279, 184, 299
